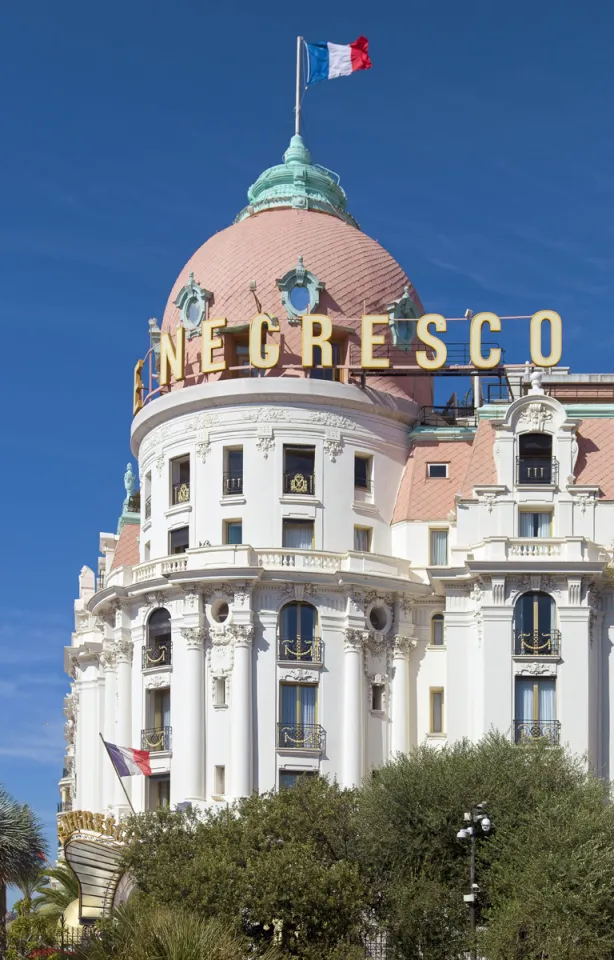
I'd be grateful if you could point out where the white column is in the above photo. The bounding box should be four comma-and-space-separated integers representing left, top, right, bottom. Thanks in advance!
101, 647, 117, 812
230, 625, 253, 798
390, 635, 413, 756
75, 654, 102, 812
342, 630, 364, 788
172, 627, 206, 804
115, 640, 133, 813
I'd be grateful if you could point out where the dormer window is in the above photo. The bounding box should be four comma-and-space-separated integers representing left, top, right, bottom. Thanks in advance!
517, 434, 556, 485
427, 463, 448, 479
276, 257, 324, 321
173, 272, 213, 339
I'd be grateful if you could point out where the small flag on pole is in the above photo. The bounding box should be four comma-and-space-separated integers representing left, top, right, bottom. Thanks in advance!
305, 36, 371, 86
104, 740, 151, 777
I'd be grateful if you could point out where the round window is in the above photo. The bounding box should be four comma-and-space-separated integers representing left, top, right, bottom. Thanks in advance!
186, 298, 202, 326
368, 605, 389, 632
211, 600, 229, 624
289, 284, 310, 313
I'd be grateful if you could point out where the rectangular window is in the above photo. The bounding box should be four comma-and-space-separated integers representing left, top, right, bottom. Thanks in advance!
514, 677, 558, 743
430, 688, 444, 734
214, 765, 226, 795
354, 526, 372, 552
144, 473, 152, 520
284, 445, 315, 495
214, 677, 227, 707
427, 463, 448, 479
224, 447, 243, 495
170, 456, 190, 505
149, 775, 170, 809
224, 520, 243, 545
144, 541, 151, 562
519, 511, 551, 537
371, 683, 385, 712
431, 614, 444, 646
279, 683, 321, 750
282, 519, 314, 549
309, 342, 342, 381
354, 455, 372, 490
429, 529, 448, 566
279, 770, 317, 789
169, 526, 189, 554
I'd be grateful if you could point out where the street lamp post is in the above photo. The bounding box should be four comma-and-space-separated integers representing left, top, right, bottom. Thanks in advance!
456, 802, 492, 960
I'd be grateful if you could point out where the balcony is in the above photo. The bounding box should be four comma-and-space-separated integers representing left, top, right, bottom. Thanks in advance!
145, 496, 151, 520
283, 472, 315, 496
514, 720, 560, 745
278, 635, 322, 663
172, 482, 190, 505
456, 536, 606, 568
514, 630, 561, 657
277, 722, 325, 752
57, 801, 72, 813
142, 640, 172, 669
516, 457, 558, 486
223, 474, 243, 496
141, 726, 172, 752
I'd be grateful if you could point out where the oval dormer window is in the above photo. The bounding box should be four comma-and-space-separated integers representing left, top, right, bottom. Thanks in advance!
186, 298, 202, 327
289, 284, 311, 313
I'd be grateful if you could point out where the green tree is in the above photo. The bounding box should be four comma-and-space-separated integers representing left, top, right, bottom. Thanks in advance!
0, 786, 47, 960
122, 776, 370, 958
357, 733, 614, 960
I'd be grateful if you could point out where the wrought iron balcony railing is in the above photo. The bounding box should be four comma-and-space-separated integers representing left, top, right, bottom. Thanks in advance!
141, 726, 172, 752
277, 722, 325, 752
223, 474, 243, 495
172, 482, 190, 505
283, 472, 315, 495
514, 720, 560, 745
57, 801, 72, 813
127, 491, 140, 513
516, 457, 558, 485
514, 630, 561, 657
145, 495, 151, 520
142, 640, 172, 669
278, 635, 322, 663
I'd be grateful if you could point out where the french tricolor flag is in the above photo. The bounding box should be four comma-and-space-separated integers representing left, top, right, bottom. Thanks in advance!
305, 36, 371, 86
104, 740, 151, 777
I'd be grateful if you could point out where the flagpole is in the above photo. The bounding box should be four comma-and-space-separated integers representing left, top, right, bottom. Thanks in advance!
99, 733, 136, 815
295, 36, 302, 135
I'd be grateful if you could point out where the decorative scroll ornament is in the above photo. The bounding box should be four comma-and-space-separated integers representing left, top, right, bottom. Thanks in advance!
245, 407, 289, 423
517, 661, 556, 676
144, 673, 171, 689
173, 272, 213, 339
323, 435, 344, 463
309, 411, 356, 430
518, 403, 553, 432
196, 434, 211, 464
182, 586, 201, 612
256, 435, 275, 459
289, 473, 309, 494
284, 668, 319, 683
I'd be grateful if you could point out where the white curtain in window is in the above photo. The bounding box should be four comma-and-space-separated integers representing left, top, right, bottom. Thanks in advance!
538, 679, 556, 722
354, 528, 370, 552
430, 530, 448, 566
162, 691, 171, 728
281, 686, 297, 726
538, 512, 550, 537
515, 678, 535, 721
283, 523, 313, 549
300, 686, 317, 726
519, 513, 533, 537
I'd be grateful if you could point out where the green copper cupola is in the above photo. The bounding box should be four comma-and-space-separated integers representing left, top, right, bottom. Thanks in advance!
235, 134, 359, 228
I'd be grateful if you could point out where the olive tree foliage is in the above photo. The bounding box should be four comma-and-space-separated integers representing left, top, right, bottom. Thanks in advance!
122, 777, 369, 959
0, 785, 47, 960
357, 733, 614, 960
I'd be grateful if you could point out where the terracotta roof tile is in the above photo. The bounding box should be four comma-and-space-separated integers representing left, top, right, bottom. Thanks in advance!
393, 440, 473, 522
460, 421, 497, 495
574, 420, 614, 497
111, 523, 140, 570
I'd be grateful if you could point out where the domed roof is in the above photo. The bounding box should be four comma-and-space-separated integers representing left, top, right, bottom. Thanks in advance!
162, 208, 422, 332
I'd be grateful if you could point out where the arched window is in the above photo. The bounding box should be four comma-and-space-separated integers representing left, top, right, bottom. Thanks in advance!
144, 608, 172, 668
517, 433, 554, 485
278, 602, 319, 663
513, 591, 559, 656
431, 613, 444, 646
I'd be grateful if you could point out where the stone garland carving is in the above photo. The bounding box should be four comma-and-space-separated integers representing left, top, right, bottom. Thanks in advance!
323, 436, 344, 462
245, 408, 289, 423
196, 435, 211, 463
280, 582, 316, 601
309, 412, 356, 430
517, 661, 556, 677
283, 668, 319, 683
518, 403, 553, 432
256, 435, 275, 459
144, 673, 171, 689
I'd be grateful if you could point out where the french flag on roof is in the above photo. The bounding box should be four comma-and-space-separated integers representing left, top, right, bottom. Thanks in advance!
104, 740, 151, 777
305, 36, 371, 86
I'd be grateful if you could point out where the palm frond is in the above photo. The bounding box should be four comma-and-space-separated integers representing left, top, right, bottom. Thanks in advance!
0, 784, 47, 886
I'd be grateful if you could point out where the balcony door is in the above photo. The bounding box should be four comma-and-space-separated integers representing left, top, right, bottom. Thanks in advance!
280, 684, 317, 732
514, 591, 556, 655
515, 677, 557, 742
518, 433, 553, 484
279, 602, 318, 661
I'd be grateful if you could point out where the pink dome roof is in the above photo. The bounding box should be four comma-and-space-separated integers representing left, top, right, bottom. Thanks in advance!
161, 209, 423, 331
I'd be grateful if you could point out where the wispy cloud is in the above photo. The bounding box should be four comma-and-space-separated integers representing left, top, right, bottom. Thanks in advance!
0, 723, 64, 766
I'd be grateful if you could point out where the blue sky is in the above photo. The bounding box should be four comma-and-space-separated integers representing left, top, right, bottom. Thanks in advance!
1, 0, 613, 891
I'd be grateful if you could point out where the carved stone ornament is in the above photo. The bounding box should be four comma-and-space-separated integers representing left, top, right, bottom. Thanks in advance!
181, 627, 207, 650
470, 582, 484, 605
155, 453, 164, 477
182, 586, 201, 611
115, 640, 133, 664
344, 628, 368, 651
144, 673, 171, 689
399, 595, 414, 617
143, 592, 167, 615
256, 435, 275, 459
541, 576, 561, 597
323, 435, 344, 462
309, 411, 355, 430
196, 435, 211, 464
508, 575, 532, 602
245, 407, 289, 423
518, 402, 553, 432
517, 661, 556, 676
393, 635, 417, 656
367, 631, 391, 656
228, 624, 254, 647
210, 624, 231, 646
100, 647, 117, 671
283, 668, 319, 682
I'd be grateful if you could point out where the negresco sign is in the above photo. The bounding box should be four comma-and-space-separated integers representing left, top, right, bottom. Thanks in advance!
133, 310, 562, 415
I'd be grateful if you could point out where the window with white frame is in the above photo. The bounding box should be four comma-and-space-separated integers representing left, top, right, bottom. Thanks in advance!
519, 511, 551, 538
427, 463, 448, 479
429, 529, 448, 566
431, 613, 444, 646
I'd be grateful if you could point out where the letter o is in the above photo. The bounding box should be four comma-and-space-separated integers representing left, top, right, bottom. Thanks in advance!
530, 310, 562, 367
